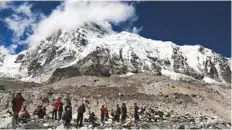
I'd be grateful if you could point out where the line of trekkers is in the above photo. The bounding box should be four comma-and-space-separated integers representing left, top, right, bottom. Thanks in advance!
11, 93, 140, 128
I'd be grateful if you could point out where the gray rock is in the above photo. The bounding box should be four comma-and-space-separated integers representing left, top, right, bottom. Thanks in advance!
214, 123, 230, 129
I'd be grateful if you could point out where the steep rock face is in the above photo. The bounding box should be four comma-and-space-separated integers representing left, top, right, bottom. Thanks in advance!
12, 26, 92, 81
0, 23, 230, 85
170, 47, 204, 80
75, 47, 128, 76
204, 56, 218, 79
215, 56, 231, 83
180, 45, 231, 84
48, 67, 81, 83
0, 52, 5, 66
48, 47, 129, 83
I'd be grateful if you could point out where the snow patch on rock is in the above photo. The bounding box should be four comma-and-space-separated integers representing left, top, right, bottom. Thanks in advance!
203, 77, 220, 84
0, 23, 230, 85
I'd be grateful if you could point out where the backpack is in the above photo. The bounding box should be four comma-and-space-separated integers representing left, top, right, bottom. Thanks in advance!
63, 105, 72, 120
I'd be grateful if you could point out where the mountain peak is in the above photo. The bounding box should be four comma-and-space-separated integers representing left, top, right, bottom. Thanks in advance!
0, 27, 230, 85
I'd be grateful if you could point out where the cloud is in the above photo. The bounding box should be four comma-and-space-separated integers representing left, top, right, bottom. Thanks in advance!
28, 1, 137, 47
14, 2, 32, 15
0, 1, 11, 10
5, 14, 32, 42
2, 2, 45, 49
0, 44, 17, 54
125, 26, 143, 34
131, 26, 143, 34
0, 45, 9, 54
6, 44, 17, 54
1, 1, 139, 53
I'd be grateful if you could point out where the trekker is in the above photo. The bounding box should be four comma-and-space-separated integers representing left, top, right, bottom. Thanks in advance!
11, 93, 25, 120
19, 106, 30, 120
121, 103, 127, 123
43, 105, 46, 114
110, 109, 115, 121
105, 105, 109, 121
115, 104, 121, 122
134, 103, 139, 123
76, 102, 86, 127
89, 112, 96, 123
6, 110, 13, 117
33, 105, 46, 119
89, 112, 98, 128
52, 97, 60, 120
62, 102, 72, 128
58, 101, 63, 120
100, 105, 107, 122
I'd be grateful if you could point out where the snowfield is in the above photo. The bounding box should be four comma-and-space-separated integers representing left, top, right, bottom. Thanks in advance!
0, 24, 230, 85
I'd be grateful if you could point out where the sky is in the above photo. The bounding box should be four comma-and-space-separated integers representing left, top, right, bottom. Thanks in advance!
0, 1, 231, 57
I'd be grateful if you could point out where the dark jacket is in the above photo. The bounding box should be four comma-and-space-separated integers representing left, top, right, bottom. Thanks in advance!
134, 106, 139, 115
116, 106, 121, 116
33, 107, 46, 118
58, 102, 63, 112
63, 104, 72, 120
78, 103, 86, 114
121, 106, 127, 115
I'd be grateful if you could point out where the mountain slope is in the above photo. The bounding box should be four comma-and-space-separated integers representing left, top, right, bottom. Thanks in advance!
0, 23, 231, 85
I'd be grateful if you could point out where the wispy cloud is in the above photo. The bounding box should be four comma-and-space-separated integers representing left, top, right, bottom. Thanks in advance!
4, 2, 44, 44
131, 26, 143, 34
29, 0, 138, 47
0, 42, 17, 54
1, 2, 45, 54
0, 45, 10, 54
1, 1, 140, 53
7, 44, 17, 54
0, 1, 11, 10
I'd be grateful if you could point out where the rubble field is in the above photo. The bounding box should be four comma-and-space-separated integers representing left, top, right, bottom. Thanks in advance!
0, 73, 231, 129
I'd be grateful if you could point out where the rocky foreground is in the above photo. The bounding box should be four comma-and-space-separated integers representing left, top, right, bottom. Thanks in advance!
0, 104, 231, 129
0, 73, 231, 129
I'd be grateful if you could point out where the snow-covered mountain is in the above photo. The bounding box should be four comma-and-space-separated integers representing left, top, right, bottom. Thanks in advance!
0, 23, 231, 85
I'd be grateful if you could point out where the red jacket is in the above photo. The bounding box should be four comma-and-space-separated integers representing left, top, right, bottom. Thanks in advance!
100, 107, 107, 114
16, 96, 24, 113
52, 99, 60, 110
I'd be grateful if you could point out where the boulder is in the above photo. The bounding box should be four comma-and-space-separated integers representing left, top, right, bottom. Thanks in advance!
0, 117, 14, 129
178, 124, 185, 129
214, 123, 230, 129
140, 122, 150, 129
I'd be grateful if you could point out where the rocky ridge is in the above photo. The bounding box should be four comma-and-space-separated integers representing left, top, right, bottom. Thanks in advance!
0, 23, 230, 85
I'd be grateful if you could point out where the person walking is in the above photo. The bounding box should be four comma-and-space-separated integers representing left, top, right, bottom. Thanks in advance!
58, 101, 63, 120
115, 104, 121, 122
52, 97, 60, 120
63, 102, 72, 128
11, 93, 25, 121
105, 107, 109, 121
110, 109, 115, 121
76, 102, 86, 127
100, 105, 107, 122
134, 103, 139, 123
121, 103, 127, 123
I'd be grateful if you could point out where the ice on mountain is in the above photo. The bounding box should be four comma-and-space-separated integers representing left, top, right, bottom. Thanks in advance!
0, 23, 230, 84
203, 77, 220, 84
